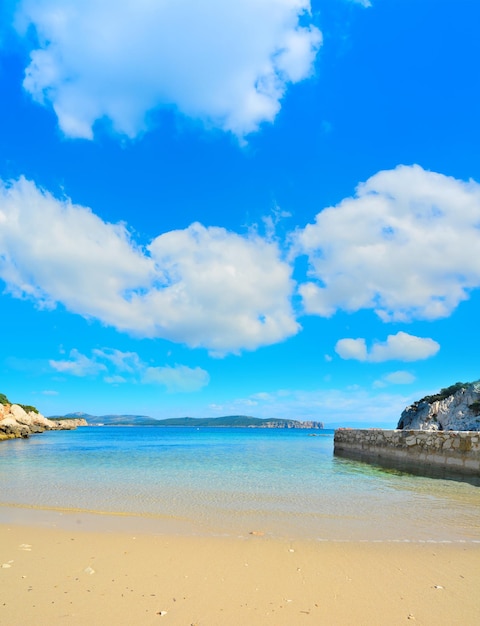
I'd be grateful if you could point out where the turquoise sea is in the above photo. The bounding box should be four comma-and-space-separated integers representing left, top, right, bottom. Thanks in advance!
1, 427, 479, 542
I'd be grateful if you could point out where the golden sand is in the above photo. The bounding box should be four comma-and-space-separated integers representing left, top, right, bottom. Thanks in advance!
1, 521, 479, 626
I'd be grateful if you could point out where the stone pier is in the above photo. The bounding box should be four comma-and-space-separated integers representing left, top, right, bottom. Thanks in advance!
334, 429, 480, 478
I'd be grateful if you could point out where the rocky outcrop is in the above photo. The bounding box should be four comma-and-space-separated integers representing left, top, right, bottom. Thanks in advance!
398, 381, 480, 431
0, 403, 87, 441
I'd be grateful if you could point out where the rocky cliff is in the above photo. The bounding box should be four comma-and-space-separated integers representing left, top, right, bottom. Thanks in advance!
397, 381, 480, 431
0, 402, 87, 441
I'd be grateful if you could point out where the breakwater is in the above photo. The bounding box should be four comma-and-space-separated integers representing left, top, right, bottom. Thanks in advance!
334, 429, 480, 478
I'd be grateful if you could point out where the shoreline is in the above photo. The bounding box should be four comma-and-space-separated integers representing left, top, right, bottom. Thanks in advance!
0, 502, 480, 546
2, 427, 479, 544
1, 519, 480, 626
2, 499, 479, 545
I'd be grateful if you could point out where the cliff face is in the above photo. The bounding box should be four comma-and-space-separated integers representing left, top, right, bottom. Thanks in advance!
0, 403, 87, 440
397, 381, 480, 431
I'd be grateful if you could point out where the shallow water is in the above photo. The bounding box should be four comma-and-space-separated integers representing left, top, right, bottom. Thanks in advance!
1, 427, 479, 541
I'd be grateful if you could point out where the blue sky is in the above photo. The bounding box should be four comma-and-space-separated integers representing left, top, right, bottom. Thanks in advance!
1, 0, 479, 427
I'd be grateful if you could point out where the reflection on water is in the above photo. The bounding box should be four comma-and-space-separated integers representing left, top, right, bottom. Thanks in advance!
1, 427, 479, 541
334, 449, 480, 487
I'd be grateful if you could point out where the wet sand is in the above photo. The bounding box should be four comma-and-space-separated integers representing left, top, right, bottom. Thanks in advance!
1, 521, 480, 625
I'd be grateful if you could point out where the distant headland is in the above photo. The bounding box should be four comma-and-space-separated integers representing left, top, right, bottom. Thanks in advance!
49, 412, 325, 429
0, 393, 86, 440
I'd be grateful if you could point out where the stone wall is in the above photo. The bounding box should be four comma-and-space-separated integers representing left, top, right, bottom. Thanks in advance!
334, 429, 480, 477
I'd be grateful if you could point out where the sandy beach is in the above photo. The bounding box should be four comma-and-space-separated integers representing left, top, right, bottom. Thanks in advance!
1, 518, 479, 626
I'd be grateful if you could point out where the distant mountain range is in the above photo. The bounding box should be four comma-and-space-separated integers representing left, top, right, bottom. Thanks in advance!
48, 412, 162, 426
48, 412, 324, 429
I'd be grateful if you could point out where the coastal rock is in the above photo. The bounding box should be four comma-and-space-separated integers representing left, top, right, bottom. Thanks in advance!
0, 400, 87, 441
49, 417, 88, 430
397, 381, 480, 431
10, 404, 55, 432
0, 416, 30, 438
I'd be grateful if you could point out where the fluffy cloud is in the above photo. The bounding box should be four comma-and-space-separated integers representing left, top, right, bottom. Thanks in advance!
15, 0, 321, 139
296, 165, 480, 321
335, 331, 440, 362
0, 176, 154, 312
0, 177, 298, 353
334, 338, 367, 361
49, 348, 209, 393
369, 332, 440, 362
145, 222, 299, 353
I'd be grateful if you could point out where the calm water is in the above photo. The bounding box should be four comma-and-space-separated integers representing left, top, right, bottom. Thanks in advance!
1, 427, 479, 542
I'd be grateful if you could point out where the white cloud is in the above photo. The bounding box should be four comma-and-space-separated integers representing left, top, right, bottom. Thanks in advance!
146, 222, 299, 353
369, 332, 439, 362
142, 365, 210, 393
15, 0, 321, 139
373, 371, 416, 389
49, 347, 209, 393
0, 177, 153, 309
50, 349, 107, 377
296, 165, 480, 321
92, 348, 142, 374
334, 338, 367, 361
0, 177, 299, 353
349, 0, 372, 7
335, 332, 440, 362
383, 371, 416, 385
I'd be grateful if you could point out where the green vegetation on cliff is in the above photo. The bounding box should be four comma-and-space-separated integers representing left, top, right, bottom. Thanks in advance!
418, 382, 469, 405
469, 400, 480, 416
0, 392, 39, 414
399, 379, 480, 431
